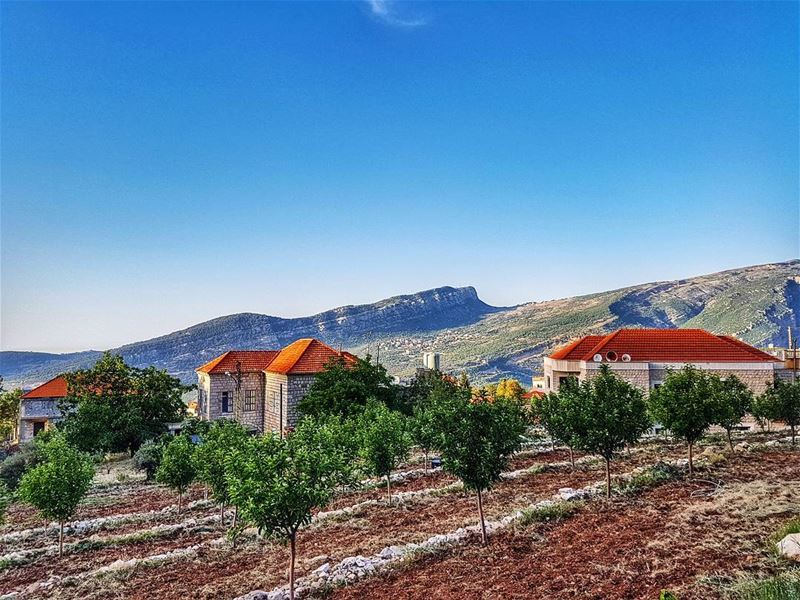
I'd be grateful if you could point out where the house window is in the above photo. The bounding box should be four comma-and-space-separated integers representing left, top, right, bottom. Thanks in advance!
244, 389, 257, 412
546, 376, 551, 389
221, 391, 232, 413
33, 421, 46, 436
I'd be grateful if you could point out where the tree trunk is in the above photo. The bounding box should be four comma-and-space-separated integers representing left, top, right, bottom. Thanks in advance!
792, 425, 796, 446
220, 503, 225, 526
59, 520, 64, 558
604, 457, 611, 498
386, 473, 392, 506
178, 491, 182, 514
476, 488, 487, 545
232, 505, 238, 529
688, 442, 694, 477
424, 450, 429, 473
727, 428, 734, 451
204, 485, 208, 501
569, 446, 575, 470
288, 533, 297, 600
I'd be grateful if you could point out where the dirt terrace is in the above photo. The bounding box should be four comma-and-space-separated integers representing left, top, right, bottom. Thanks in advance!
330, 450, 800, 600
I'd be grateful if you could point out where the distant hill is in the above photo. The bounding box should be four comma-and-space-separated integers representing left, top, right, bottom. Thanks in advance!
2, 260, 798, 388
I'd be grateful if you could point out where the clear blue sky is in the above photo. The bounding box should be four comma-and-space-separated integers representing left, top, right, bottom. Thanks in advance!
2, 1, 798, 352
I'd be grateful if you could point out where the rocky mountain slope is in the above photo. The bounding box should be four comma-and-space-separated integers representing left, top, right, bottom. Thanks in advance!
2, 260, 798, 387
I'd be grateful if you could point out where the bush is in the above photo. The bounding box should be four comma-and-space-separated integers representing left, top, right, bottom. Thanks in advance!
134, 438, 166, 481
729, 573, 800, 600
0, 440, 44, 491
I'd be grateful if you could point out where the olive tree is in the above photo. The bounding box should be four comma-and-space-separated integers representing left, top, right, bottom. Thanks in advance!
193, 420, 250, 525
759, 378, 800, 445
17, 434, 94, 557
712, 375, 753, 450
559, 365, 651, 497
358, 401, 411, 505
410, 403, 438, 472
430, 393, 527, 545
225, 418, 349, 600
648, 365, 719, 475
156, 435, 196, 513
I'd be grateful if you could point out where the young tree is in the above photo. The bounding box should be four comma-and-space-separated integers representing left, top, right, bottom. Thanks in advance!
558, 365, 651, 496
430, 393, 527, 545
299, 356, 399, 418
495, 379, 525, 402
61, 353, 187, 455
17, 434, 94, 557
648, 366, 719, 475
0, 481, 10, 525
759, 378, 800, 445
410, 403, 438, 472
534, 385, 579, 469
712, 375, 753, 450
193, 420, 250, 524
156, 435, 196, 513
0, 386, 22, 444
358, 401, 411, 504
225, 418, 349, 600
133, 437, 166, 481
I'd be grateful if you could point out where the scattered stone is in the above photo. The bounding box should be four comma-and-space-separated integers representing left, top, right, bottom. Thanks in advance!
777, 533, 800, 561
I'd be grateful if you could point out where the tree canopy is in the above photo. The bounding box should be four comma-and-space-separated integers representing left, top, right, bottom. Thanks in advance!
298, 356, 399, 418
193, 419, 250, 521
712, 375, 753, 449
759, 378, 800, 445
556, 366, 650, 496
156, 435, 196, 512
429, 391, 527, 544
0, 379, 22, 444
225, 418, 349, 600
648, 365, 719, 474
17, 434, 94, 556
61, 353, 187, 455
358, 401, 411, 504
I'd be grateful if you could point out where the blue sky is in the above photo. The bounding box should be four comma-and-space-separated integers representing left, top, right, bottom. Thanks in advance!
2, 1, 798, 352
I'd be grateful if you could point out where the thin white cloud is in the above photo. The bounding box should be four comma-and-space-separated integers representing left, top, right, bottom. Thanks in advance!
366, 0, 428, 28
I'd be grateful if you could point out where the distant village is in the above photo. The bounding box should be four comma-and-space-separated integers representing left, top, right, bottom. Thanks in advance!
16, 328, 799, 443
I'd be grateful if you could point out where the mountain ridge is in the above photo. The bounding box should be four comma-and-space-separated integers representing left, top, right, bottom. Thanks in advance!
2, 260, 798, 387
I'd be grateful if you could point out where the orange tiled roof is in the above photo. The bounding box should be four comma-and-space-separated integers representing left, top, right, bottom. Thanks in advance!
22, 376, 68, 399
522, 390, 546, 400
550, 329, 782, 363
549, 335, 606, 360
196, 350, 280, 374
266, 339, 357, 375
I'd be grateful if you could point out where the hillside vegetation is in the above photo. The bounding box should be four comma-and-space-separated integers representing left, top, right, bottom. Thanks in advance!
2, 260, 798, 386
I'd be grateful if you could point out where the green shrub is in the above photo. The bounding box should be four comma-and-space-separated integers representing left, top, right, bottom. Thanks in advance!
730, 572, 800, 599
133, 438, 166, 481
518, 501, 581, 526
660, 591, 679, 600
617, 462, 681, 495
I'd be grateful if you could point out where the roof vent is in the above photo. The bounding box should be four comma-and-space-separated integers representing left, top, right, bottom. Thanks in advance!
606, 351, 618, 362
621, 353, 631, 362
593, 354, 603, 362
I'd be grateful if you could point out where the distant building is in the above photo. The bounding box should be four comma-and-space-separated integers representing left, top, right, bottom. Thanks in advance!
195, 338, 357, 434
543, 328, 787, 395
18, 376, 67, 442
422, 352, 441, 371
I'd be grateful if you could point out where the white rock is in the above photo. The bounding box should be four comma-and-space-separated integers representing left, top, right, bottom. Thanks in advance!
777, 533, 800, 561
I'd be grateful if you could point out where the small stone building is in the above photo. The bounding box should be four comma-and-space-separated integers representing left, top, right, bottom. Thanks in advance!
18, 376, 68, 442
543, 328, 786, 395
196, 338, 357, 434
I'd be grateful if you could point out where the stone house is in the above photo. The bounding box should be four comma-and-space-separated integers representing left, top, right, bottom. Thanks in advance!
195, 338, 357, 434
543, 328, 786, 395
18, 376, 68, 442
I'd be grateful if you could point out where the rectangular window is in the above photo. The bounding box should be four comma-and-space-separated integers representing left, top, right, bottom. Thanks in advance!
221, 391, 231, 413
244, 389, 256, 412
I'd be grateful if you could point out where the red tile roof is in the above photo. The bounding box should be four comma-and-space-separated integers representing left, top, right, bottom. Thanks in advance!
549, 335, 605, 360
196, 350, 280, 374
266, 338, 357, 375
550, 329, 782, 363
22, 376, 68, 399
522, 390, 546, 400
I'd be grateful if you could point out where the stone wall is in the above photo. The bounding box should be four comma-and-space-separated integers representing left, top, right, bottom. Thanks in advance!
201, 372, 266, 432
264, 373, 317, 434
18, 398, 64, 443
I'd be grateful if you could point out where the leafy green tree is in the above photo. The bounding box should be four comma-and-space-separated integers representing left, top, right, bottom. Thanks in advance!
648, 365, 719, 475
17, 434, 94, 556
133, 437, 166, 481
193, 420, 250, 524
410, 403, 438, 472
712, 375, 753, 450
558, 365, 651, 496
225, 418, 350, 600
61, 353, 188, 455
358, 401, 411, 504
0, 386, 22, 444
299, 355, 399, 418
430, 394, 527, 545
156, 435, 196, 513
759, 378, 800, 445
534, 384, 580, 468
